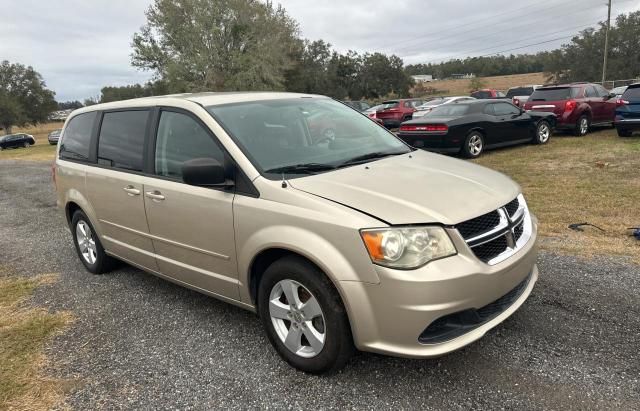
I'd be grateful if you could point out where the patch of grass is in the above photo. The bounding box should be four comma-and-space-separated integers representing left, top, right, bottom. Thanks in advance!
0, 270, 70, 410
474, 128, 640, 263
0, 122, 61, 162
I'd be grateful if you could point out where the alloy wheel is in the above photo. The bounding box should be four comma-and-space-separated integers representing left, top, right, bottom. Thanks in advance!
469, 134, 483, 156
76, 220, 97, 265
580, 117, 588, 135
269, 279, 326, 358
538, 123, 550, 143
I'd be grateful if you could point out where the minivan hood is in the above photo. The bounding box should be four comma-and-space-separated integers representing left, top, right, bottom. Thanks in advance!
289, 150, 519, 225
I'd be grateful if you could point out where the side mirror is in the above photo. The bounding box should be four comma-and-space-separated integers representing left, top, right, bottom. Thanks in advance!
182, 158, 233, 187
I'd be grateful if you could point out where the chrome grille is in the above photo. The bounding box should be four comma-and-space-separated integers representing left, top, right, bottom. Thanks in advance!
456, 194, 532, 265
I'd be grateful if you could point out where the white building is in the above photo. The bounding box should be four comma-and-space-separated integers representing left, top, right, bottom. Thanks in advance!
411, 74, 434, 83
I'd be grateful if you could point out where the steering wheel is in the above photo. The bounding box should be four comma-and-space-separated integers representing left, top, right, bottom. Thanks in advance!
315, 128, 336, 145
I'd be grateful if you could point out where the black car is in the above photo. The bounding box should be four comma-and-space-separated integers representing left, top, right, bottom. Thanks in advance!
397, 100, 555, 158
0, 133, 36, 150
48, 129, 63, 145
342, 100, 371, 112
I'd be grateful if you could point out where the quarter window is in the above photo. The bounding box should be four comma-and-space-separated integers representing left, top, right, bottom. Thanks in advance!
154, 111, 224, 180
97, 110, 149, 171
59, 112, 97, 161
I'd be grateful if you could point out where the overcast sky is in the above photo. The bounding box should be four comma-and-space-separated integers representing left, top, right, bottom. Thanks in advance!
1, 0, 637, 101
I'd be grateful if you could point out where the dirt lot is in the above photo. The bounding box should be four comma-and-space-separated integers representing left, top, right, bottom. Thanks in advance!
0, 160, 639, 409
0, 125, 639, 408
425, 72, 547, 95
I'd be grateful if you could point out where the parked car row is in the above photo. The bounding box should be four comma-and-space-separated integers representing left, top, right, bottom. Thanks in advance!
615, 83, 640, 137
0, 133, 35, 150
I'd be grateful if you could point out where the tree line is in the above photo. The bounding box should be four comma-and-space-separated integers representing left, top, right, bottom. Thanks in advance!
2, 0, 639, 134
407, 11, 640, 83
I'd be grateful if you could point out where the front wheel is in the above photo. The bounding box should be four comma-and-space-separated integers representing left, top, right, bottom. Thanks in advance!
533, 120, 551, 144
258, 256, 353, 374
461, 131, 484, 158
617, 128, 633, 137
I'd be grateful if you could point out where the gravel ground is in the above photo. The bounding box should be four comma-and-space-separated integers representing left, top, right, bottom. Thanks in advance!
1, 160, 639, 410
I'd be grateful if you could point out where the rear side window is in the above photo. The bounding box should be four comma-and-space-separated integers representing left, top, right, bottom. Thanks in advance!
59, 112, 97, 161
622, 86, 640, 100
154, 111, 224, 180
585, 86, 598, 98
98, 110, 149, 171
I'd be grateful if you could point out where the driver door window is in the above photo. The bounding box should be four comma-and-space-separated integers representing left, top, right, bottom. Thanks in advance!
154, 110, 225, 181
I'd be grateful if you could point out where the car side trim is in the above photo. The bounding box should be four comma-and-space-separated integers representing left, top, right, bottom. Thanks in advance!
99, 219, 231, 260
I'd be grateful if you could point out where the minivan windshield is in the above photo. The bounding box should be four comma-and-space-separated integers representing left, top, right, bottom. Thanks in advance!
207, 98, 411, 179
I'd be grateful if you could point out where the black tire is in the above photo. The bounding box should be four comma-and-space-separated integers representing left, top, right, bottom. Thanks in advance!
573, 114, 589, 136
533, 120, 552, 144
71, 210, 116, 274
461, 131, 484, 158
258, 255, 354, 374
616, 128, 633, 137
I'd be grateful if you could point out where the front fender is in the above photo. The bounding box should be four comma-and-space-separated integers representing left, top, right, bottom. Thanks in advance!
237, 225, 381, 304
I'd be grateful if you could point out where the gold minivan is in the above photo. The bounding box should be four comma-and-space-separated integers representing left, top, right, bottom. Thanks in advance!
55, 92, 538, 374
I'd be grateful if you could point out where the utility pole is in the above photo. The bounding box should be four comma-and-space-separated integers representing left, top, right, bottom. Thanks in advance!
601, 0, 612, 85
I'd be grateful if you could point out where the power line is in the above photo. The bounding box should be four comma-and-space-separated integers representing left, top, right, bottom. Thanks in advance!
408, 21, 601, 65
380, 0, 599, 53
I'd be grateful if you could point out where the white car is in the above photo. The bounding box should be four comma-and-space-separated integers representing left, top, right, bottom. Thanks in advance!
412, 96, 476, 118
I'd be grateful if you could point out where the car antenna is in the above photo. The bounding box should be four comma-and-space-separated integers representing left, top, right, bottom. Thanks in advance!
281, 173, 287, 188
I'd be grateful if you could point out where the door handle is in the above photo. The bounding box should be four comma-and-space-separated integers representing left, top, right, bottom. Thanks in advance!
145, 190, 165, 201
123, 186, 141, 196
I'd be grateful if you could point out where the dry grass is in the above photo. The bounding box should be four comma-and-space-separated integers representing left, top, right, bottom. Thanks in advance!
424, 72, 547, 95
474, 128, 640, 263
0, 269, 71, 410
0, 122, 61, 162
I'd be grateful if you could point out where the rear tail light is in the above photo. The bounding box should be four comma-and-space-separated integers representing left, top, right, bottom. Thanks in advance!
513, 98, 520, 107
616, 99, 629, 106
399, 124, 448, 132
564, 100, 577, 112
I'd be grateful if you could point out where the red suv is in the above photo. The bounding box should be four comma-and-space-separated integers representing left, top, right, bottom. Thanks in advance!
376, 99, 424, 128
523, 82, 617, 136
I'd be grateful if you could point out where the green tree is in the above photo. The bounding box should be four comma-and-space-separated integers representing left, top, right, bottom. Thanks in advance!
132, 0, 299, 92
57, 100, 84, 110
0, 61, 57, 134
468, 77, 486, 91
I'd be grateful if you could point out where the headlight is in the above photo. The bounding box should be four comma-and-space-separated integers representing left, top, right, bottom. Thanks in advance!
360, 226, 456, 269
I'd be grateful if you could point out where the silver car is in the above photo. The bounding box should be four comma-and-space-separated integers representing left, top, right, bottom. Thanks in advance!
412, 96, 476, 118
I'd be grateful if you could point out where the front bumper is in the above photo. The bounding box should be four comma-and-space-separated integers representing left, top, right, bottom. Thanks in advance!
339, 216, 538, 358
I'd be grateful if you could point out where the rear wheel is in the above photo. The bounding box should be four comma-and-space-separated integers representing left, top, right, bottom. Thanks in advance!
258, 256, 353, 374
23, 141, 29, 148
533, 120, 551, 144
617, 128, 633, 137
573, 115, 589, 136
71, 210, 116, 274
461, 131, 484, 158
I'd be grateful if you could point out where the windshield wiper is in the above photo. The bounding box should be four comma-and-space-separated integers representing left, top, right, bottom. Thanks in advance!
264, 163, 337, 175
337, 151, 403, 168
